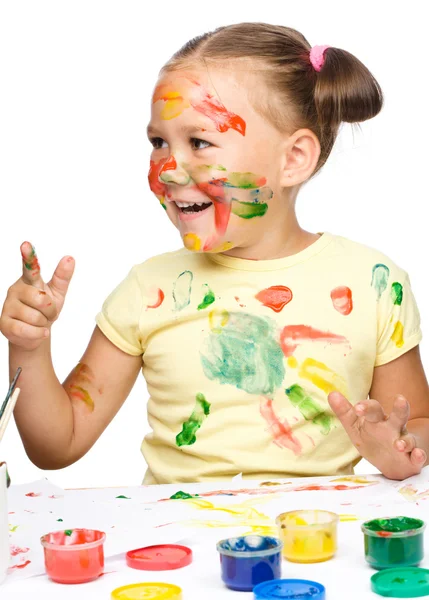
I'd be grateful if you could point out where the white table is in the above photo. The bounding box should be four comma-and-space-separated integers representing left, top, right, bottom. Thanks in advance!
3, 472, 429, 599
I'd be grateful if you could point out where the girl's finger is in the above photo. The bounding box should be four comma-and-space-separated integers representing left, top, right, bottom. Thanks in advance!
355, 399, 386, 423
410, 447, 427, 467
395, 433, 416, 453
389, 395, 410, 431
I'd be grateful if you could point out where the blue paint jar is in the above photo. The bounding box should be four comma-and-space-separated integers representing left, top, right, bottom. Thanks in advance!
216, 535, 283, 591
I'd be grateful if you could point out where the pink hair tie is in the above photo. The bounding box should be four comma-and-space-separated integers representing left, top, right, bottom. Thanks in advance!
309, 45, 331, 72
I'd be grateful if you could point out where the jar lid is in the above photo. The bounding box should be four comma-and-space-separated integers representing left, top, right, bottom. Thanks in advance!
111, 583, 182, 599
253, 578, 325, 599
126, 544, 192, 571
371, 567, 429, 597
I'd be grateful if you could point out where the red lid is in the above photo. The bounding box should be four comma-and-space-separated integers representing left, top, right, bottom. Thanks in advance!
126, 544, 192, 571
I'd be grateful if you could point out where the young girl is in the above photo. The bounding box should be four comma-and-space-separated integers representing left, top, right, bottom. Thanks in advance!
1, 23, 428, 485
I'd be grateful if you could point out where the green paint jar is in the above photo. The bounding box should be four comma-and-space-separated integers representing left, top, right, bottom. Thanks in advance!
362, 517, 425, 570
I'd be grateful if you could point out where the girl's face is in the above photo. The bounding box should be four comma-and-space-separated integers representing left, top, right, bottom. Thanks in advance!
147, 69, 287, 254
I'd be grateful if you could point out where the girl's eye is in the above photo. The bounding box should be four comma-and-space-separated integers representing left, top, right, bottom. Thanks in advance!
150, 137, 167, 150
191, 138, 212, 151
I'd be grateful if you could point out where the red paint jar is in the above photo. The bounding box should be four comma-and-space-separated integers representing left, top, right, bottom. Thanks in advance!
40, 528, 106, 584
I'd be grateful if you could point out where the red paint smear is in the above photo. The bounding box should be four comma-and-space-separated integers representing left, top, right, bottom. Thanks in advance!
260, 397, 302, 454
256, 285, 293, 312
280, 324, 350, 357
25, 492, 41, 497
190, 85, 246, 136
331, 286, 353, 316
196, 178, 232, 250
48, 494, 62, 499
234, 296, 246, 307
148, 159, 168, 197
10, 545, 30, 556
9, 560, 31, 570
377, 531, 392, 538
159, 155, 177, 174
147, 288, 165, 309
24, 509, 35, 513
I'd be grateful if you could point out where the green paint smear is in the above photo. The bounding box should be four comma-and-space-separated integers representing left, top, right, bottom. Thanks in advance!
170, 491, 199, 500
201, 312, 284, 395
116, 495, 131, 499
391, 282, 403, 306
176, 393, 211, 447
231, 200, 268, 219
226, 172, 264, 189
197, 284, 215, 310
161, 203, 167, 211
57, 518, 63, 522
173, 270, 193, 311
285, 384, 332, 435
364, 517, 424, 533
64, 530, 73, 536
371, 264, 390, 300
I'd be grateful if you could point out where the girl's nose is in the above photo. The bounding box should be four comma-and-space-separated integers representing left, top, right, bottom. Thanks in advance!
159, 155, 191, 186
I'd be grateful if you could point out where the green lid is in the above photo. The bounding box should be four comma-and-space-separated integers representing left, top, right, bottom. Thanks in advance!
371, 568, 429, 598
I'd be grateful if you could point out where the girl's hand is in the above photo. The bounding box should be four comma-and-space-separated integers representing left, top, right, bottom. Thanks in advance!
328, 391, 427, 480
0, 242, 75, 351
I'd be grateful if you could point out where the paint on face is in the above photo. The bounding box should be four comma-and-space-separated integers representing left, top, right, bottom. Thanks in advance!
66, 363, 96, 412
21, 243, 41, 276
148, 159, 167, 208
256, 286, 293, 312
153, 76, 246, 136
285, 384, 332, 434
176, 393, 211, 447
298, 357, 348, 397
280, 325, 350, 358
201, 312, 285, 395
184, 233, 202, 251
231, 200, 268, 219
391, 321, 404, 348
260, 397, 302, 455
371, 264, 390, 300
173, 270, 193, 311
391, 282, 403, 306
330, 286, 353, 315
197, 284, 216, 310
147, 288, 165, 309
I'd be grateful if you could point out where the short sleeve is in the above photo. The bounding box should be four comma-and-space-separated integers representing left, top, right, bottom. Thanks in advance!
95, 266, 143, 356
375, 271, 422, 366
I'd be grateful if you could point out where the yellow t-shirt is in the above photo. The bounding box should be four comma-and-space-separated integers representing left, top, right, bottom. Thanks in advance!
95, 233, 422, 484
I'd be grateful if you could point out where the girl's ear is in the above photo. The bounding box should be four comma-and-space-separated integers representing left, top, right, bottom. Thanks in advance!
279, 128, 321, 186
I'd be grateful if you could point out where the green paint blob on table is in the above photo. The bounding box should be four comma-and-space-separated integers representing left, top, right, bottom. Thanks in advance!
64, 530, 73, 536
57, 519, 63, 522
391, 282, 403, 306
116, 495, 131, 499
170, 491, 200, 500
176, 393, 211, 447
198, 284, 216, 310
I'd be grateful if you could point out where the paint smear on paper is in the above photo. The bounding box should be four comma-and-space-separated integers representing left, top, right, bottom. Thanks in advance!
280, 325, 350, 357
8, 560, 31, 571
391, 321, 404, 348
371, 264, 390, 300
9, 525, 19, 532
398, 485, 429, 503
173, 270, 193, 311
201, 312, 284, 395
116, 495, 131, 499
25, 492, 41, 498
260, 397, 302, 454
299, 357, 348, 397
285, 384, 332, 435
391, 282, 403, 306
176, 393, 211, 447
170, 491, 199, 500
10, 546, 30, 556
256, 286, 293, 312
331, 286, 353, 315
198, 284, 215, 310
333, 476, 374, 484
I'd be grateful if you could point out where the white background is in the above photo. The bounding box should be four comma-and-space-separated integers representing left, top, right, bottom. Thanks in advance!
0, 0, 427, 489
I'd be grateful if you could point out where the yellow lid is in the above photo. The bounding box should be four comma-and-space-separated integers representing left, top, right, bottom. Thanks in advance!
111, 582, 182, 600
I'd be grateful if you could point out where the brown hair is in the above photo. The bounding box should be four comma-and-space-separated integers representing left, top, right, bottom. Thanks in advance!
162, 22, 383, 177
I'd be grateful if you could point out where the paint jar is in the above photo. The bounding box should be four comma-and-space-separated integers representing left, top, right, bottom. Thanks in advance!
0, 463, 10, 585
216, 534, 283, 591
361, 516, 425, 570
276, 510, 338, 563
40, 528, 106, 584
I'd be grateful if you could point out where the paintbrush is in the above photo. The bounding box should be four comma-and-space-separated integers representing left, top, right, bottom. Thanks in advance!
0, 367, 22, 444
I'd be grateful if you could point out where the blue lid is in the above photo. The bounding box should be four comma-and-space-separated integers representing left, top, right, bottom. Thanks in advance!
254, 579, 325, 599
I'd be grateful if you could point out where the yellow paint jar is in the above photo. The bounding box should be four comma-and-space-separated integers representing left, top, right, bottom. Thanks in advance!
276, 510, 338, 563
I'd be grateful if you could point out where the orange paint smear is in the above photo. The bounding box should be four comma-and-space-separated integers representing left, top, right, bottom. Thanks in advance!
148, 159, 168, 197
256, 286, 293, 312
260, 397, 302, 455
331, 286, 353, 315
280, 325, 350, 357
159, 155, 177, 174
147, 289, 165, 309
69, 385, 95, 412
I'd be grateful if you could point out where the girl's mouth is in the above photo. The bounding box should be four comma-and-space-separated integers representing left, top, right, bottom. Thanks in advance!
174, 201, 212, 214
